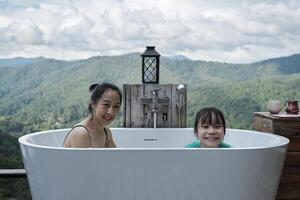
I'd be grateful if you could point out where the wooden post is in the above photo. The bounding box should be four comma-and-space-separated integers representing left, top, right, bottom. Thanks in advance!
253, 112, 300, 200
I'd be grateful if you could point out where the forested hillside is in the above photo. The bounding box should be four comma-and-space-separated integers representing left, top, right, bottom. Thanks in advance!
0, 124, 31, 199
0, 53, 299, 199
1, 53, 299, 133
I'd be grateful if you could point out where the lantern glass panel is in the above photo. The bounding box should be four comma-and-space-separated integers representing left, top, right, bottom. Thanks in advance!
144, 57, 157, 82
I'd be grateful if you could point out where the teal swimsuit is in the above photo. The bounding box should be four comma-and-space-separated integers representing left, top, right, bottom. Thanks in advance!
185, 141, 232, 148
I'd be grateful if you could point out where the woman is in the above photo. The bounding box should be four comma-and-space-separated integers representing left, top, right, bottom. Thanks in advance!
63, 82, 122, 148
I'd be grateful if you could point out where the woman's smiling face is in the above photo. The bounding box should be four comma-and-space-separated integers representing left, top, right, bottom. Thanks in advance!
92, 89, 121, 126
196, 113, 225, 148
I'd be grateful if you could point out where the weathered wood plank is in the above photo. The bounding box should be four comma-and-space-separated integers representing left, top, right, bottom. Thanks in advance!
279, 166, 300, 184
276, 182, 300, 200
123, 84, 129, 127
285, 136, 300, 152
285, 152, 300, 167
253, 114, 274, 133
131, 85, 144, 127
182, 84, 187, 127
171, 84, 178, 127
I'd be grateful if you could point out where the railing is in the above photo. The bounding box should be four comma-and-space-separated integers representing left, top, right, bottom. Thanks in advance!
0, 169, 26, 178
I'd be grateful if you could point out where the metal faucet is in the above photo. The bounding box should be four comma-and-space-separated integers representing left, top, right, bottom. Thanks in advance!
140, 87, 169, 128
151, 87, 161, 128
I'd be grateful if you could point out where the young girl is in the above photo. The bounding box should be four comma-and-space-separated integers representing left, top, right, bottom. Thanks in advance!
185, 107, 231, 148
63, 83, 122, 148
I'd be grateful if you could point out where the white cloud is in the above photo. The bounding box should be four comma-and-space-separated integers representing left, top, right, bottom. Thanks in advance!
0, 16, 11, 28
0, 20, 44, 45
0, 0, 299, 63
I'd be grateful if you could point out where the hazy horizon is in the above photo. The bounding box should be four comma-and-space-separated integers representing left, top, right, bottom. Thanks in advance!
1, 51, 299, 65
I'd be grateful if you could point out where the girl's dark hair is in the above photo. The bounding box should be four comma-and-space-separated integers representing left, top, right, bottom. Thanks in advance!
88, 82, 122, 113
193, 107, 226, 135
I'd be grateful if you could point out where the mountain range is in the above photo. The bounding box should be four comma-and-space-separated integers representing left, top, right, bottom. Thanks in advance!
0, 53, 300, 135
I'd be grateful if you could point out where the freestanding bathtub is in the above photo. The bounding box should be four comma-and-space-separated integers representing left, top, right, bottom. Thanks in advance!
19, 128, 288, 200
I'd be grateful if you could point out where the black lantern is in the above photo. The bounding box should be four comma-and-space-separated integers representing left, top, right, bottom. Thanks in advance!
141, 46, 160, 84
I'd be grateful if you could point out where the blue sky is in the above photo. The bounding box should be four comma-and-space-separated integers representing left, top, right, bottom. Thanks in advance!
0, 0, 299, 63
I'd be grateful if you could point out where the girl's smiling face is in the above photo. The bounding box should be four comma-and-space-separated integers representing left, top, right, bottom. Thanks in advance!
196, 113, 225, 148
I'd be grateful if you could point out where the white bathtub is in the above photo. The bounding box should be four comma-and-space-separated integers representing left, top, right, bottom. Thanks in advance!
19, 128, 288, 200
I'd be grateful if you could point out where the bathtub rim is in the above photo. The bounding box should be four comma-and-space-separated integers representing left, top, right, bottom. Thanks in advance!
18, 128, 289, 150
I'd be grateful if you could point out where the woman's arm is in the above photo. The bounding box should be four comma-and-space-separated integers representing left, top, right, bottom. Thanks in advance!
105, 128, 117, 148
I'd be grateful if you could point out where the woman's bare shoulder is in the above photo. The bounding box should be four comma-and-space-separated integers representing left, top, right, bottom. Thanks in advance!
67, 127, 90, 147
